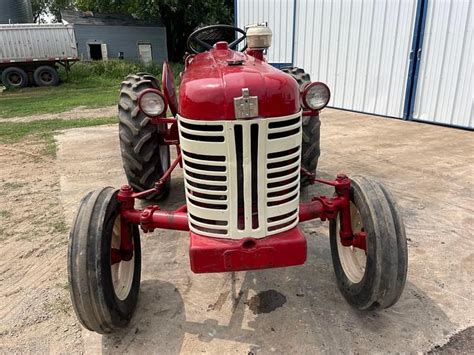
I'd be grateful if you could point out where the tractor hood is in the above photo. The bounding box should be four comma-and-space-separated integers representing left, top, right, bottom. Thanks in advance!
179, 44, 300, 120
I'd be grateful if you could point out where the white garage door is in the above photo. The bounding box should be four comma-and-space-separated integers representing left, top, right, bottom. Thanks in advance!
411, 0, 473, 129
293, 0, 418, 118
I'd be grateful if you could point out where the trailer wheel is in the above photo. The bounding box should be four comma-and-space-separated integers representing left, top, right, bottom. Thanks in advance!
118, 74, 171, 200
1, 67, 28, 88
281, 67, 321, 186
68, 187, 141, 334
33, 66, 60, 87
329, 176, 408, 310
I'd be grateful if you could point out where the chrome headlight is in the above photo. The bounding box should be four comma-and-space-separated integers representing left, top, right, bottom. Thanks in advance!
302, 82, 331, 111
139, 89, 167, 117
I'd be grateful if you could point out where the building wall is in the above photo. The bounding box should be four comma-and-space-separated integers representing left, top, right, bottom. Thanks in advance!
74, 24, 168, 63
236, 0, 473, 129
293, 0, 417, 119
236, 0, 295, 65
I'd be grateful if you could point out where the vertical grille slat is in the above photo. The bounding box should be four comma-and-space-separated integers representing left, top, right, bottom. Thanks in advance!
178, 112, 302, 239
234, 125, 245, 230
251, 124, 259, 229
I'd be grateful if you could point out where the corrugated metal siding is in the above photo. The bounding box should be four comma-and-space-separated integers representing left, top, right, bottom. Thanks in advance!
0, 24, 78, 61
0, 0, 33, 24
74, 25, 168, 63
237, 0, 417, 118
294, 0, 417, 118
236, 0, 294, 64
412, 0, 473, 129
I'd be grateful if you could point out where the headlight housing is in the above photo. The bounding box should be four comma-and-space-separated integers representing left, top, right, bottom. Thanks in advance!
138, 89, 167, 117
302, 82, 331, 111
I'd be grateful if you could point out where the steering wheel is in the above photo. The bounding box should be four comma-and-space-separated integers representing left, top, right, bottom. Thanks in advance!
187, 25, 247, 54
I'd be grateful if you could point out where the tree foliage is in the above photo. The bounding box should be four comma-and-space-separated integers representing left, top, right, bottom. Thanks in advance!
31, 0, 234, 61
31, 0, 73, 22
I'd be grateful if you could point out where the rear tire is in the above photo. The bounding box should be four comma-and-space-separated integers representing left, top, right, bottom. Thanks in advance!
281, 67, 321, 186
68, 187, 141, 333
33, 66, 60, 87
1, 67, 28, 88
329, 176, 408, 310
118, 74, 171, 200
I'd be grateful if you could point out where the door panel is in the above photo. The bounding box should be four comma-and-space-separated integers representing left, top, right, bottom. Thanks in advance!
138, 43, 153, 65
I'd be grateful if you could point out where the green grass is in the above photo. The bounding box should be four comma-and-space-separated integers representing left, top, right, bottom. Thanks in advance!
2, 181, 27, 190
0, 60, 183, 118
0, 210, 11, 218
0, 85, 119, 118
0, 117, 117, 156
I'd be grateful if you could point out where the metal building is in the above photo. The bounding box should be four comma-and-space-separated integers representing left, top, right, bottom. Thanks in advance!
61, 10, 168, 64
236, 0, 473, 129
0, 0, 33, 24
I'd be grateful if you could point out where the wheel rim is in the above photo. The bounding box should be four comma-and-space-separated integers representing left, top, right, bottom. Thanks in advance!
110, 216, 135, 301
336, 202, 367, 284
8, 73, 23, 86
40, 71, 53, 84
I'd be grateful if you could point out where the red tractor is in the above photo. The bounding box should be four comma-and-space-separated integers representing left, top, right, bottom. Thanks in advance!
68, 24, 407, 334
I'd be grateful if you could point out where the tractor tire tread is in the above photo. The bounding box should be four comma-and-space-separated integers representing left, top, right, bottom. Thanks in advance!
329, 176, 408, 311
281, 67, 321, 186
118, 74, 170, 200
68, 187, 141, 333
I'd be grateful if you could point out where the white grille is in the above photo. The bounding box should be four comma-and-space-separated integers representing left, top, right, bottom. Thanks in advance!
178, 112, 302, 239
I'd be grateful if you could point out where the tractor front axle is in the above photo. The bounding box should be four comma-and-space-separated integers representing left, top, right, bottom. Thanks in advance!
114, 173, 365, 270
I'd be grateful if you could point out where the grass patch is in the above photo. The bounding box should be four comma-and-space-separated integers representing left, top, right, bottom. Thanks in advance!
0, 117, 117, 156
0, 210, 11, 218
2, 181, 27, 191
0, 85, 119, 118
0, 60, 183, 118
52, 220, 69, 234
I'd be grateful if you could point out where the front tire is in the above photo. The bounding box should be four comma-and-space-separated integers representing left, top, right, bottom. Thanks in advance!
281, 67, 321, 186
329, 176, 408, 310
118, 74, 171, 200
68, 187, 141, 334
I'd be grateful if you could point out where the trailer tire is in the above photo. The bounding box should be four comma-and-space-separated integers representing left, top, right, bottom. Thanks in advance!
329, 176, 408, 311
33, 66, 60, 87
68, 187, 141, 334
118, 74, 171, 200
1, 67, 28, 88
281, 67, 320, 186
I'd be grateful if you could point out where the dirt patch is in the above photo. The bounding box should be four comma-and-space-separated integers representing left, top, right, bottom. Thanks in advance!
2, 105, 116, 123
429, 327, 474, 354
0, 139, 83, 352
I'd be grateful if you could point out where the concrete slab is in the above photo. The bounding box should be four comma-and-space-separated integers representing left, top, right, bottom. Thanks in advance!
56, 109, 473, 353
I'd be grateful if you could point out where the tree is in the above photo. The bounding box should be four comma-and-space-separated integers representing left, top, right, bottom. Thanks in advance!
31, 0, 74, 22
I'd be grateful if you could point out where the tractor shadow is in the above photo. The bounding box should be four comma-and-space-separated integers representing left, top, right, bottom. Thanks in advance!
100, 175, 453, 353
101, 241, 454, 353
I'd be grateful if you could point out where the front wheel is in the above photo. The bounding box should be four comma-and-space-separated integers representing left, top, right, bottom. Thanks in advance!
68, 187, 141, 333
329, 176, 408, 310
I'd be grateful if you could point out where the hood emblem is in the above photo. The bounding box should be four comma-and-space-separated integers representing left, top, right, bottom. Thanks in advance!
234, 88, 258, 119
